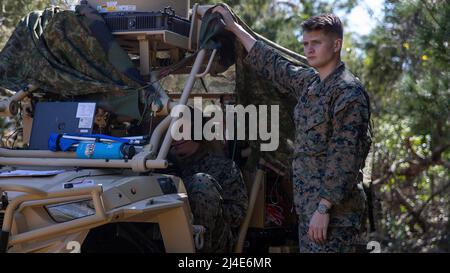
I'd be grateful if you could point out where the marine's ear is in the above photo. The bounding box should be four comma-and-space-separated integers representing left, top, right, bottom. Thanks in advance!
334, 38, 343, 53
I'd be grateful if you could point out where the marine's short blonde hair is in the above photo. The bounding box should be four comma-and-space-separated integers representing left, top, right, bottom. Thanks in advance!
302, 14, 343, 39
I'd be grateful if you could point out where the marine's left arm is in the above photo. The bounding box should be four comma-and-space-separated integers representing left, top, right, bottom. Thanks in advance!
319, 90, 370, 206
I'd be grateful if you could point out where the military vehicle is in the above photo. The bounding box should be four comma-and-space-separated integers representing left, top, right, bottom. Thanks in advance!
0, 0, 304, 253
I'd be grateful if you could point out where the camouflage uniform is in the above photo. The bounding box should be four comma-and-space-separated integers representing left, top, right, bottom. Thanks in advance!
244, 41, 371, 253
176, 147, 249, 253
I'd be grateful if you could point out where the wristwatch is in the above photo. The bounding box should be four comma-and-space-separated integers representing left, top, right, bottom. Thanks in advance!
317, 204, 330, 215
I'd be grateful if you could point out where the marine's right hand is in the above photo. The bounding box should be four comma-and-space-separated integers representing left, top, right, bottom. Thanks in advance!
211, 5, 257, 53
211, 6, 238, 32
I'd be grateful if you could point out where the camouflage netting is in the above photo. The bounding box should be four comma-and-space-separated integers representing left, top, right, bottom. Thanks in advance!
235, 42, 298, 173
0, 5, 157, 120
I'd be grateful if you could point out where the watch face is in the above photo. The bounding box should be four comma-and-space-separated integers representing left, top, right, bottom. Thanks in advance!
318, 204, 329, 214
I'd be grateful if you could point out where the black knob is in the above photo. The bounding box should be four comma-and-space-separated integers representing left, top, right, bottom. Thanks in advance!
128, 18, 136, 29
120, 144, 136, 159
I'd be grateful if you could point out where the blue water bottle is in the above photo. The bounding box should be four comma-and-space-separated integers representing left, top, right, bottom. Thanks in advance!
76, 142, 135, 159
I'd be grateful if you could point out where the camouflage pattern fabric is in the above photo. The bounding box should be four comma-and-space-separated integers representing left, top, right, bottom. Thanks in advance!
75, 5, 144, 84
235, 41, 301, 174
244, 41, 372, 251
199, 7, 236, 72
0, 5, 156, 120
176, 147, 248, 253
298, 223, 366, 253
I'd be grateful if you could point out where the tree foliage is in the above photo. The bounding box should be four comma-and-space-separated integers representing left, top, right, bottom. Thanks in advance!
0, 0, 59, 46
358, 0, 450, 252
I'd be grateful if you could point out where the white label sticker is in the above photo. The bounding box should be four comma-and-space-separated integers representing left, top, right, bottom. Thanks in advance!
78, 117, 93, 129
117, 5, 136, 12
76, 103, 96, 118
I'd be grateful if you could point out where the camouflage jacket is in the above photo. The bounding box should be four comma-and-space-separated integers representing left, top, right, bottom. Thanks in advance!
178, 148, 249, 229
244, 41, 371, 228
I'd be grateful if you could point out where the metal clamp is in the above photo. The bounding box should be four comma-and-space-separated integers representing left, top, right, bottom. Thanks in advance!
163, 7, 176, 17
0, 85, 38, 117
192, 225, 206, 250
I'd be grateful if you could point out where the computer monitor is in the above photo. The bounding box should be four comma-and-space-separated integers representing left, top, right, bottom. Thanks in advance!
29, 102, 96, 150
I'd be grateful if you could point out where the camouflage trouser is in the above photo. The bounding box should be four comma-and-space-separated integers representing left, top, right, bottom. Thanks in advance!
183, 173, 234, 253
298, 222, 366, 253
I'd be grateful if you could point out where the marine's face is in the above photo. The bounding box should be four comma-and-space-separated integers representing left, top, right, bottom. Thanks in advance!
303, 30, 341, 69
